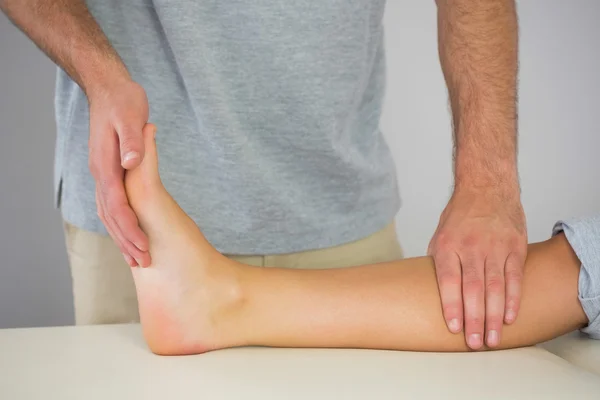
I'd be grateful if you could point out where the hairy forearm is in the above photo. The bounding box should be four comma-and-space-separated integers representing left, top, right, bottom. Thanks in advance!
436, 0, 519, 190
239, 234, 586, 352
0, 0, 129, 96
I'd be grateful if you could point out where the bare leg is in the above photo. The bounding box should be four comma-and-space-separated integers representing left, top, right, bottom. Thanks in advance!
125, 125, 588, 355
125, 126, 245, 354
238, 237, 586, 352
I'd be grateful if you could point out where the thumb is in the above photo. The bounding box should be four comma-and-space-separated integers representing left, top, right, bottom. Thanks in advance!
117, 122, 145, 170
427, 228, 440, 256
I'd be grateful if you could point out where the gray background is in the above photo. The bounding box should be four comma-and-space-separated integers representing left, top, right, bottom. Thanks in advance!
1, 1, 599, 329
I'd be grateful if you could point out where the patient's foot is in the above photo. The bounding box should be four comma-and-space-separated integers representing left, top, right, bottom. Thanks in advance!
124, 124, 244, 355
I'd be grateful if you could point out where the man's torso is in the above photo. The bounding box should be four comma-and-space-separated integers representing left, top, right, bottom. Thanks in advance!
54, 0, 400, 254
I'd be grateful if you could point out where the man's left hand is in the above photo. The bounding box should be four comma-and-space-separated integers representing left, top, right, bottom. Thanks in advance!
428, 186, 527, 350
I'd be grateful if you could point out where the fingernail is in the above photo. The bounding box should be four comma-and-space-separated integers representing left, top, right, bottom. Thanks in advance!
505, 310, 516, 323
487, 330, 499, 347
448, 318, 461, 333
468, 334, 482, 349
123, 151, 139, 164
134, 240, 148, 252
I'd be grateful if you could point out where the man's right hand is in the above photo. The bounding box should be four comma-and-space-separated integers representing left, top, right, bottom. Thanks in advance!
88, 79, 151, 267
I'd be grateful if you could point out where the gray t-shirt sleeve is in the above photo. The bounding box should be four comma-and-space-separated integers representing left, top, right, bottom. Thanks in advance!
553, 215, 600, 339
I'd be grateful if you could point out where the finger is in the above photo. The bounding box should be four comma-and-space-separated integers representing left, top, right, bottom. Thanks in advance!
102, 176, 150, 256
485, 252, 507, 348
95, 128, 150, 255
106, 212, 148, 267
103, 212, 138, 267
427, 220, 444, 256
504, 251, 525, 324
96, 188, 137, 267
101, 181, 151, 267
461, 252, 485, 350
122, 252, 136, 267
107, 205, 151, 267
427, 234, 437, 256
89, 121, 147, 266
433, 250, 464, 334
95, 188, 111, 245
115, 121, 145, 170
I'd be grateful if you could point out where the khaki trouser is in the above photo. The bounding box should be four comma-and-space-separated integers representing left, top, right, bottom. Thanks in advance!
63, 221, 403, 325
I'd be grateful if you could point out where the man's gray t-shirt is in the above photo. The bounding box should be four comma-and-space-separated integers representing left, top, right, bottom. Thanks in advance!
54, 0, 400, 254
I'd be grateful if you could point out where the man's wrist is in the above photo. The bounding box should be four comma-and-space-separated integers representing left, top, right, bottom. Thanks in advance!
454, 155, 520, 198
454, 180, 520, 202
79, 56, 131, 100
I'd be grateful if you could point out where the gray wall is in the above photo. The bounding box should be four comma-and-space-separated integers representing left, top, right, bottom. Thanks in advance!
1, 1, 599, 329
0, 12, 73, 328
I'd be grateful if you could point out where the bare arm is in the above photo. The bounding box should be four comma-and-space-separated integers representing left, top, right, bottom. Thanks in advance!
437, 0, 519, 187
1, 0, 152, 267
429, 0, 526, 349
0, 0, 128, 94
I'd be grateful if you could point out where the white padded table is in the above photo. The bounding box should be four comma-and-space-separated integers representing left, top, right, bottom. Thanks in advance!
541, 331, 600, 376
1, 324, 599, 400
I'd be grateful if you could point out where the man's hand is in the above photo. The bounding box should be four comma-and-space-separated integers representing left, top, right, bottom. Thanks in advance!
433, 0, 522, 349
88, 79, 151, 267
428, 186, 527, 350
